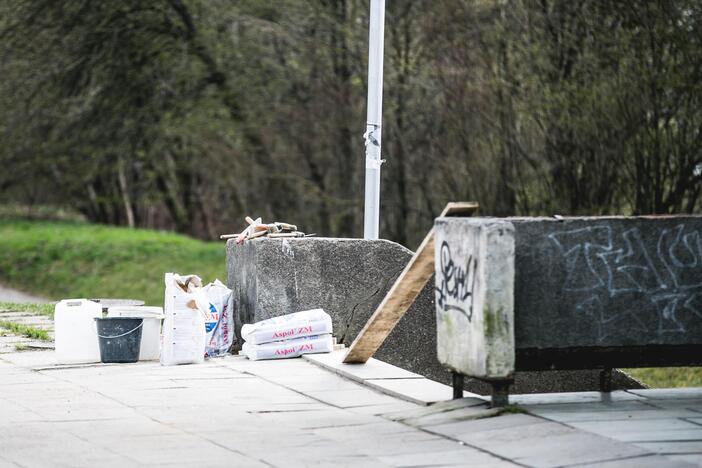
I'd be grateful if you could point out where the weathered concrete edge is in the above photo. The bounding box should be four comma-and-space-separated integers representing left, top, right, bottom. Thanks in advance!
434, 218, 516, 379
303, 351, 487, 406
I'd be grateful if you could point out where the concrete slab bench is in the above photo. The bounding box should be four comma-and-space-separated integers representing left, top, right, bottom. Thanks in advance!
435, 216, 702, 405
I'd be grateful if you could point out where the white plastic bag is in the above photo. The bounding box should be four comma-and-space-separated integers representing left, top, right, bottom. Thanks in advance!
160, 273, 207, 366
242, 334, 334, 361
240, 309, 332, 345
203, 279, 235, 357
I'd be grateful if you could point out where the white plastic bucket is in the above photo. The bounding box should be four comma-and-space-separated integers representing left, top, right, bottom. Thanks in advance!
107, 306, 164, 361
55, 299, 102, 364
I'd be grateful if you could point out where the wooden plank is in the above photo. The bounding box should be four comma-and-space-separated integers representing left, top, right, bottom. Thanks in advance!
343, 201, 478, 364
438, 202, 479, 218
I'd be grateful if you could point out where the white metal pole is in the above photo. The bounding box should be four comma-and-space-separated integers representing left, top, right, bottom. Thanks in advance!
363, 0, 385, 239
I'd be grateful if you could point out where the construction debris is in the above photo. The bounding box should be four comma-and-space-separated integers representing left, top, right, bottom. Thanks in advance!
220, 216, 313, 244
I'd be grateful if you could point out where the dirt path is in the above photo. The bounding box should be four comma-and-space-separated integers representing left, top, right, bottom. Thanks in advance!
0, 284, 48, 304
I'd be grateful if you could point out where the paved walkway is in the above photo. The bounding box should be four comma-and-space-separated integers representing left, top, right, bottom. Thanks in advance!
1, 349, 700, 468
0, 306, 54, 354
0, 284, 48, 304
520, 390, 702, 467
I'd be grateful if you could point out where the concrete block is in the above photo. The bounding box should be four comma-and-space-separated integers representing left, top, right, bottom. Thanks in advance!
435, 216, 702, 384
227, 237, 443, 384
434, 218, 515, 380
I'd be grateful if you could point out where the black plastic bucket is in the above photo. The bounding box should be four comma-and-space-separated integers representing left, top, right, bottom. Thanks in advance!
95, 317, 144, 363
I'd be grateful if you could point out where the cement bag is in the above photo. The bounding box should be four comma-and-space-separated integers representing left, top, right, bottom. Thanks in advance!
240, 309, 332, 345
242, 334, 334, 361
203, 279, 235, 358
161, 273, 207, 366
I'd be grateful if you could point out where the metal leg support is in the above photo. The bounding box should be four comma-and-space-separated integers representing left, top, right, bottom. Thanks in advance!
491, 381, 510, 408
452, 372, 464, 399
600, 367, 613, 393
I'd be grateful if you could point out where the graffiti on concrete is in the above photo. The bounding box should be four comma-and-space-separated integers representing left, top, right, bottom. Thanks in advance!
436, 240, 478, 322
549, 224, 702, 341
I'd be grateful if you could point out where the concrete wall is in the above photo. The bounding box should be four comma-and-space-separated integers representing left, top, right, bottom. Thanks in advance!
435, 216, 702, 377
227, 236, 643, 393
226, 237, 443, 383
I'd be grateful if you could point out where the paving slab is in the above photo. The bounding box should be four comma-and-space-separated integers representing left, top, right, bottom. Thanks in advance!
629, 388, 702, 400
636, 441, 702, 454
527, 407, 702, 423
304, 350, 485, 405
574, 454, 696, 467
0, 307, 55, 354
569, 418, 702, 437
667, 454, 702, 467
522, 387, 702, 466
384, 397, 490, 422
509, 390, 645, 405
377, 449, 516, 467
345, 401, 421, 416
304, 350, 423, 380
644, 399, 702, 412
304, 387, 405, 408
364, 377, 472, 405
425, 413, 652, 468
0, 349, 699, 467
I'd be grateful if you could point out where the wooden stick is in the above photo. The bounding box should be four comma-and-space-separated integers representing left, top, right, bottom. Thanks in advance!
248, 230, 268, 240
268, 232, 305, 238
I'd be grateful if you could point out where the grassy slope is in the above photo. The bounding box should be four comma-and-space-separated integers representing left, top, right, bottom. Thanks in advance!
0, 220, 225, 306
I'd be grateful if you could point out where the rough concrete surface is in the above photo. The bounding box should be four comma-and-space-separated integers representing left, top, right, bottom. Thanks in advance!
509, 216, 702, 348
227, 237, 442, 387
227, 237, 642, 395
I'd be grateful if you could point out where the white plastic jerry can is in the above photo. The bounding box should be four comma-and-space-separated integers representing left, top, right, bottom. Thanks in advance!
54, 299, 102, 364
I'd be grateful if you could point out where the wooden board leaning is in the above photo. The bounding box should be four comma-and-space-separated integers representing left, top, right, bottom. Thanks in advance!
343, 202, 479, 364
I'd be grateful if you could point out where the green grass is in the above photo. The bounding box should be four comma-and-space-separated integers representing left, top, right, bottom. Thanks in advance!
0, 302, 55, 318
624, 368, 702, 388
0, 220, 226, 306
0, 321, 51, 341
498, 405, 527, 415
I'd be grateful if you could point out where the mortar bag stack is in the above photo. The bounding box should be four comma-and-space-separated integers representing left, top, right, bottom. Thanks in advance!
240, 309, 334, 360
